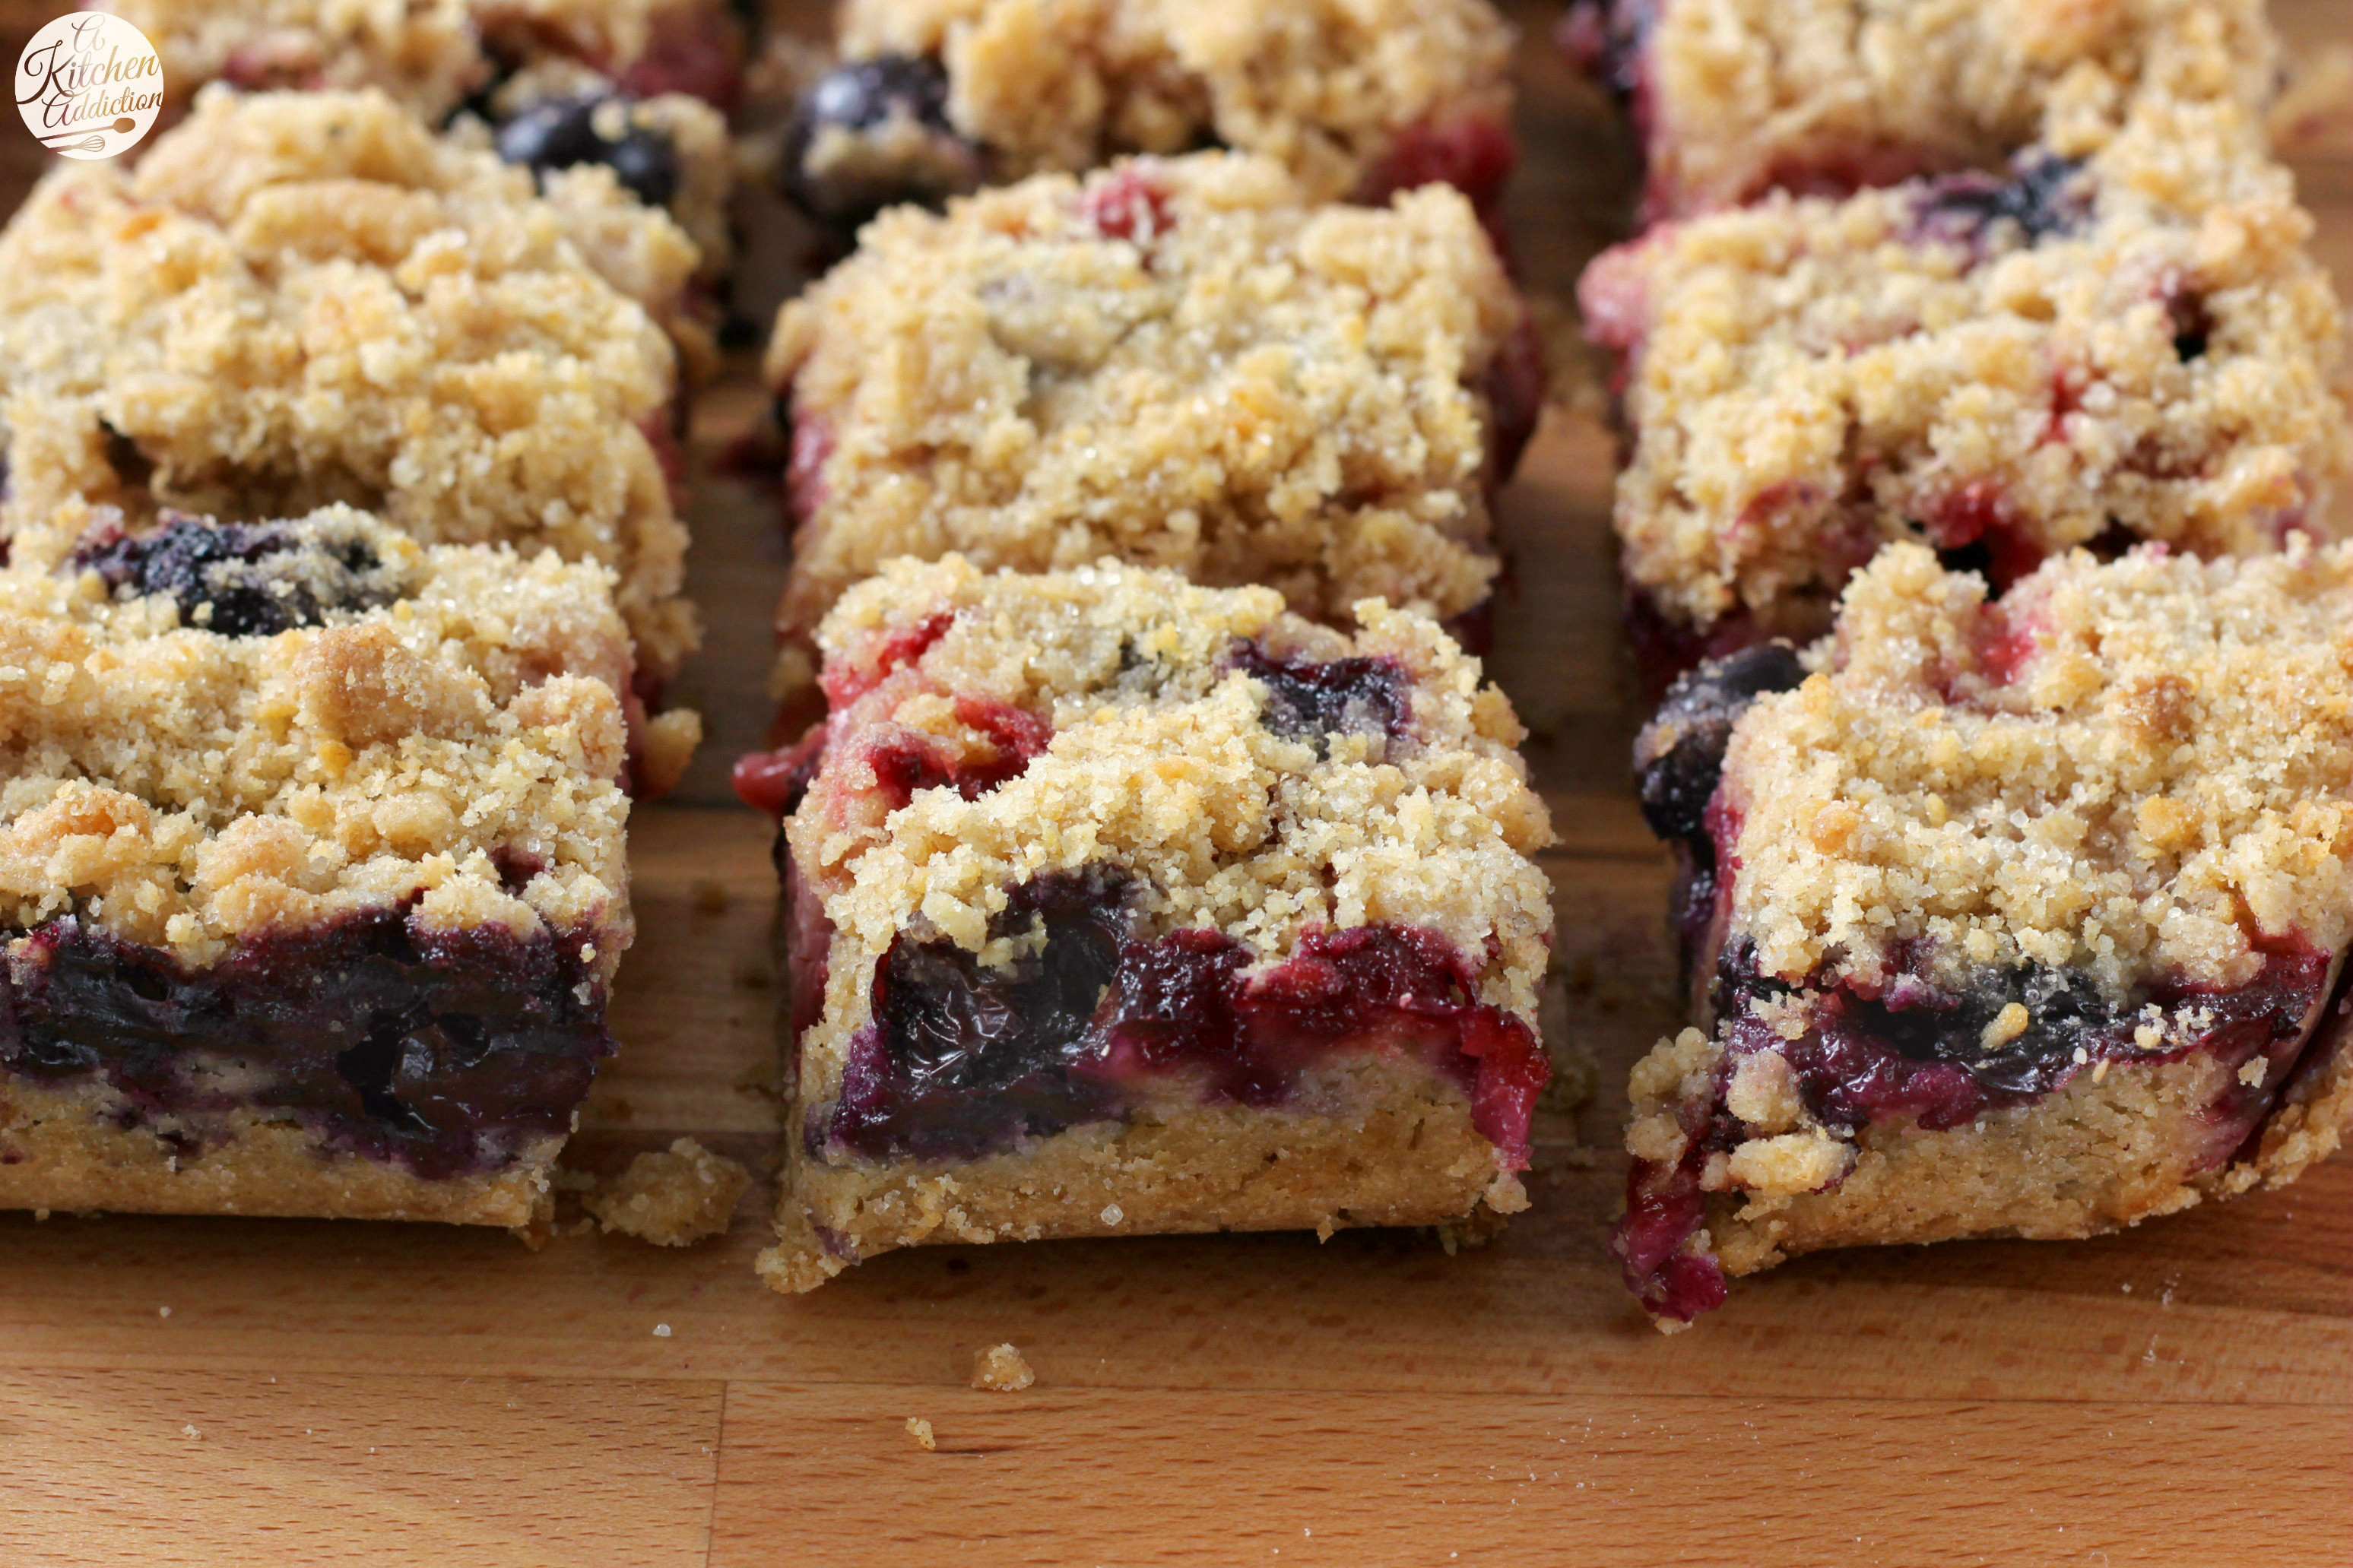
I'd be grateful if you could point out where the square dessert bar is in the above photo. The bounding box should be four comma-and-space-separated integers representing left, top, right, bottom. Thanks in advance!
741, 556, 1555, 1290
0, 87, 703, 787
1561, 0, 2277, 219
1619, 542, 2353, 1327
1580, 103, 2347, 686
96, 0, 737, 309
766, 150, 1542, 689
0, 504, 638, 1228
778, 0, 1516, 230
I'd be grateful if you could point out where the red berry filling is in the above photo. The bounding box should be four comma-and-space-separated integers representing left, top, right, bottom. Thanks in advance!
818, 869, 1546, 1167
0, 904, 617, 1182
1081, 168, 1173, 244
1356, 115, 1520, 220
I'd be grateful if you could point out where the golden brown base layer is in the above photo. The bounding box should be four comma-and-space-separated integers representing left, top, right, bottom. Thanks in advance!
0, 1080, 558, 1229
757, 1076, 1526, 1293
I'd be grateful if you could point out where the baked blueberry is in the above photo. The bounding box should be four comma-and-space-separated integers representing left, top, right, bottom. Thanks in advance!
496, 93, 681, 209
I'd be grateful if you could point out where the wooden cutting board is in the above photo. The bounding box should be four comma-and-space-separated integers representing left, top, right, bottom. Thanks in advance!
2, 3, 2348, 1561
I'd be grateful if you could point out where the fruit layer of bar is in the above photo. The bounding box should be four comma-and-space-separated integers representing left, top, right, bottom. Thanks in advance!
0, 505, 636, 1225
1617, 541, 2353, 1326
740, 556, 1554, 1289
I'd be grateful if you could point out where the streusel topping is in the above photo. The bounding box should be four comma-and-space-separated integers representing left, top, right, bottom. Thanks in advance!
0, 504, 633, 971
1723, 541, 2353, 999
834, 0, 1513, 201
767, 152, 1527, 638
1586, 100, 2348, 645
97, 0, 490, 117
1626, 0, 2278, 213
0, 88, 698, 676
792, 556, 1553, 1016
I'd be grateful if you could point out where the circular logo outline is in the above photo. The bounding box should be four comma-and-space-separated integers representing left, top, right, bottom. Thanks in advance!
16, 12, 164, 161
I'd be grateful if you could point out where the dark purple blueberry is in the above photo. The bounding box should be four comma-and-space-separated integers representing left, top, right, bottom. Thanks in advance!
0, 904, 617, 1180
779, 53, 982, 226
495, 94, 680, 210
1711, 942, 2333, 1133
73, 513, 398, 638
1633, 641, 1804, 844
827, 867, 1134, 1161
1914, 151, 2090, 251
1559, 0, 1654, 106
1224, 642, 1409, 752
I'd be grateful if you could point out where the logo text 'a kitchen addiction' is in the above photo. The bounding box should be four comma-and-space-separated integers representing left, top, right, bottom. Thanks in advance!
16, 12, 163, 160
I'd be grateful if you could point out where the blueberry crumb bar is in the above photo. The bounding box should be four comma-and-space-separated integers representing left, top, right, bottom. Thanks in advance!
0, 504, 636, 1228
1619, 541, 2353, 1327
765, 150, 1540, 691
95, 0, 739, 290
1579, 104, 2347, 686
779, 0, 1516, 230
1561, 0, 2278, 219
737, 556, 1554, 1290
0, 87, 703, 789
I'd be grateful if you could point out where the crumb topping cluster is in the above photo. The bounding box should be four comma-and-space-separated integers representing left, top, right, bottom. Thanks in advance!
1584, 101, 2348, 646
0, 87, 699, 677
99, 0, 491, 118
791, 555, 1554, 1042
766, 151, 1526, 641
102, 0, 730, 118
834, 0, 1513, 201
1724, 542, 2353, 999
1625, 0, 2278, 214
0, 503, 633, 971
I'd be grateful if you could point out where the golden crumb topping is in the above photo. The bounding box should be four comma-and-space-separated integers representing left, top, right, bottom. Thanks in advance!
836, 0, 1513, 200
1723, 541, 2353, 998
585, 1136, 750, 1243
0, 87, 699, 677
1631, 0, 2278, 214
767, 152, 1526, 641
1587, 101, 2348, 645
97, 0, 490, 118
0, 504, 633, 969
789, 557, 1553, 1098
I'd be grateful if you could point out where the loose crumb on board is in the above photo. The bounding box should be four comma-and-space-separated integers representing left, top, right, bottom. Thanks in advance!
905, 1417, 937, 1452
582, 1138, 750, 1246
971, 1344, 1035, 1392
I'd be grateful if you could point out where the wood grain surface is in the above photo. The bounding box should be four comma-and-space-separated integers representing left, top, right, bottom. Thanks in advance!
2, 2, 2349, 1562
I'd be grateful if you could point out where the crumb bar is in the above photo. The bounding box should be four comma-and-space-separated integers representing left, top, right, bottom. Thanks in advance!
0, 504, 637, 1227
1619, 541, 2353, 1326
765, 151, 1540, 691
1560, 0, 2278, 219
779, 0, 1516, 230
95, 0, 737, 288
737, 556, 1554, 1289
1578, 104, 2347, 685
0, 87, 703, 787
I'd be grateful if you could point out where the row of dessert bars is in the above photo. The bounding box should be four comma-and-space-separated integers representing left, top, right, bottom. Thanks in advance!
1565, 0, 2353, 1324
0, 0, 1554, 1251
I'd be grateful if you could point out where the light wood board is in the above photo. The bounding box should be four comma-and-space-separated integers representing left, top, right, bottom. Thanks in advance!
2, 2, 2348, 1561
